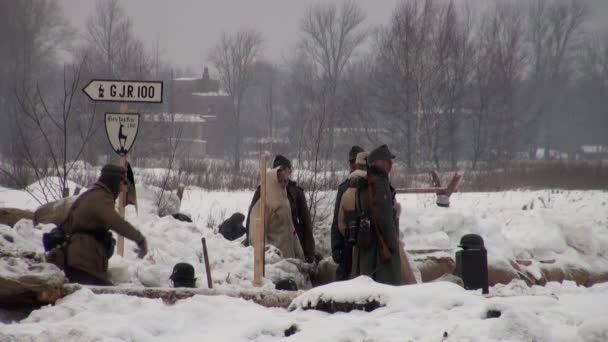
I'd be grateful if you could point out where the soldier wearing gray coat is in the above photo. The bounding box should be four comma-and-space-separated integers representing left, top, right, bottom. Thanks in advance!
347, 145, 403, 285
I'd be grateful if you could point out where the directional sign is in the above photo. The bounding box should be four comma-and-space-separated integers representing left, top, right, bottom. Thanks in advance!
105, 113, 140, 156
83, 80, 163, 103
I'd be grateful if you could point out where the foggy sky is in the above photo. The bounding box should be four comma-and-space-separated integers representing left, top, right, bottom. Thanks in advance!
59, 0, 401, 72
60, 0, 607, 73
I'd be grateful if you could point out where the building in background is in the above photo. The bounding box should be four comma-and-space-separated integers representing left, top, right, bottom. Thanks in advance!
142, 67, 233, 159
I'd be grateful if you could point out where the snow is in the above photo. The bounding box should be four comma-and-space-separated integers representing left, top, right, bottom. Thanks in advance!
2, 280, 608, 341
192, 91, 229, 97
1, 179, 608, 340
143, 113, 209, 123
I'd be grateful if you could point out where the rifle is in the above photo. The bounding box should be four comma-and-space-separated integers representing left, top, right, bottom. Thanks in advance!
367, 177, 392, 263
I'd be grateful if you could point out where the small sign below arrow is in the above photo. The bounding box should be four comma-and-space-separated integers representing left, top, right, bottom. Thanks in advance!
105, 113, 140, 156
83, 79, 163, 103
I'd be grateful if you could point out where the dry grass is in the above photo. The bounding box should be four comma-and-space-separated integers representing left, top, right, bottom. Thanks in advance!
460, 160, 608, 192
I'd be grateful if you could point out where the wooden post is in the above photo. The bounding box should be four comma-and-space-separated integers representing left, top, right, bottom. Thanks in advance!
176, 182, 185, 202
253, 154, 267, 287
117, 102, 128, 257
201, 237, 213, 289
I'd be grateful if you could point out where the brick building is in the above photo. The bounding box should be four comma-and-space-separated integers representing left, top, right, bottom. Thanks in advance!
142, 67, 233, 158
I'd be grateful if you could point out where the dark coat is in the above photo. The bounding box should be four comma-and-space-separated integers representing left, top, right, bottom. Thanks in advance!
330, 178, 350, 280
350, 166, 402, 285
246, 180, 315, 262
219, 213, 246, 241
63, 182, 145, 282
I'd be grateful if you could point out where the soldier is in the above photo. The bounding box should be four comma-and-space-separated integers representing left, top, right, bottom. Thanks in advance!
248, 166, 305, 260
331, 145, 364, 280
347, 145, 403, 285
49, 164, 148, 286
245, 155, 315, 263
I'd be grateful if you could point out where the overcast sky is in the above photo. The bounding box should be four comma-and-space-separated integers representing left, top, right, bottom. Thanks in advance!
60, 0, 401, 72
59, 0, 607, 73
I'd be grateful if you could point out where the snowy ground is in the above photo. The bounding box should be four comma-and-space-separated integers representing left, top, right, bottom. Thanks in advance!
1, 178, 608, 341
1, 279, 608, 341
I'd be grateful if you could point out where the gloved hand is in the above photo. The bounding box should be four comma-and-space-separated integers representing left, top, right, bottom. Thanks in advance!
136, 238, 148, 258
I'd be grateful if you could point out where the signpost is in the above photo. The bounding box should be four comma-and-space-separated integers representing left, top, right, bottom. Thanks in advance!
104, 112, 140, 156
85, 78, 163, 256
83, 80, 163, 103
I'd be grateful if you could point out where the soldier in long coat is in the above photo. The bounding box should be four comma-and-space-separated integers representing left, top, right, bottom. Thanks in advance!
348, 145, 403, 285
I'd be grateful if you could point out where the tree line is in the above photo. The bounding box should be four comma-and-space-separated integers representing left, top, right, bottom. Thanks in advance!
1, 0, 607, 198
236, 0, 607, 172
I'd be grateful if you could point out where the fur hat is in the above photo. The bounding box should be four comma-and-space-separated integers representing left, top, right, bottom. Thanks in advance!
355, 151, 368, 170
348, 145, 365, 161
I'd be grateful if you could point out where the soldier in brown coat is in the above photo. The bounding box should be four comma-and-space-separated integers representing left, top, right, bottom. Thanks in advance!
54, 164, 148, 285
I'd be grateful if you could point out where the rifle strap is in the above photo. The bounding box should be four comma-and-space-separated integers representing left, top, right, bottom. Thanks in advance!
367, 176, 392, 262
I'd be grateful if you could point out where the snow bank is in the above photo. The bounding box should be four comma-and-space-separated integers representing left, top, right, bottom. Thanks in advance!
3, 279, 606, 341
2, 183, 608, 340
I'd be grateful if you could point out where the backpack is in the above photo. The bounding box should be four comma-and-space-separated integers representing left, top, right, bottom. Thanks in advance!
42, 193, 86, 268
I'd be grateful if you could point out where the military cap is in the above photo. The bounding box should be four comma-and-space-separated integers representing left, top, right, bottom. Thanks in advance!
367, 144, 396, 163
348, 145, 365, 161
273, 155, 292, 170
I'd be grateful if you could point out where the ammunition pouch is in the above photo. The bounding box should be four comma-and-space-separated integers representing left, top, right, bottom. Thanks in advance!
43, 226, 70, 270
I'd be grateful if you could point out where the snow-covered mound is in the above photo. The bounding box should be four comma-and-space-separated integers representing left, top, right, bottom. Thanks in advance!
2, 185, 608, 290
398, 190, 608, 279
2, 279, 607, 341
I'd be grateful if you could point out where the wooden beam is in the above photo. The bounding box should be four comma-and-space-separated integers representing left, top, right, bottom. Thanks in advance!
116, 102, 129, 257
253, 154, 267, 286
55, 284, 298, 308
395, 187, 448, 194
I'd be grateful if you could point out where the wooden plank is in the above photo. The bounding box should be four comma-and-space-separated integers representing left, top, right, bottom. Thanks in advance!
395, 187, 447, 194
59, 284, 298, 308
116, 102, 129, 257
253, 154, 267, 286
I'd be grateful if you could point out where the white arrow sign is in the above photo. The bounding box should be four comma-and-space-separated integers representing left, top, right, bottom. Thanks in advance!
83, 80, 163, 103
105, 113, 140, 156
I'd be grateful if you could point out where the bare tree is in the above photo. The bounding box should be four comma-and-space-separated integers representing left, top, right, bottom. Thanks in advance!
2, 58, 98, 203
436, 2, 475, 169
300, 0, 366, 162
371, 0, 421, 168
526, 0, 587, 159
82, 0, 152, 80
0, 0, 73, 173
468, 1, 527, 167
209, 29, 263, 171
